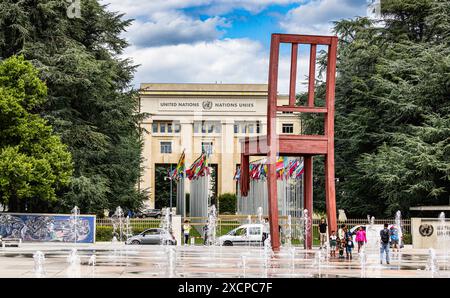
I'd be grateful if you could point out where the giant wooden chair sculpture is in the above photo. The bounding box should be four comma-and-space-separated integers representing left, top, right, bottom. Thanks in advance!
240, 34, 338, 251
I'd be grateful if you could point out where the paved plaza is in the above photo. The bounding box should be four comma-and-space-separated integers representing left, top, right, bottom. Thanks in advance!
0, 243, 448, 278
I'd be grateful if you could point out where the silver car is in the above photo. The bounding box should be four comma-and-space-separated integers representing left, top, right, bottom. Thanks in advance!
125, 228, 176, 245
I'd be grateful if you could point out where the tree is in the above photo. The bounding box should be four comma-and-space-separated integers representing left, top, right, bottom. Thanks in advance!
0, 0, 145, 214
0, 56, 73, 212
301, 0, 450, 217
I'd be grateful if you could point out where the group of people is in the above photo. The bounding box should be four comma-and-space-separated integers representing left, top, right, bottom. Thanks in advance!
319, 219, 402, 264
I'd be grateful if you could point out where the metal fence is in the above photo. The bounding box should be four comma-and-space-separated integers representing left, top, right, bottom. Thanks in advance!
95, 217, 411, 236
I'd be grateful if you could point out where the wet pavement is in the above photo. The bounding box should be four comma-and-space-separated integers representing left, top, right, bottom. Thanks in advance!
0, 243, 449, 278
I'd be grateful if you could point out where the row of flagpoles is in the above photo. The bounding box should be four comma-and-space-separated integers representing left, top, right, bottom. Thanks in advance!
234, 156, 304, 181
168, 151, 305, 182
168, 150, 210, 181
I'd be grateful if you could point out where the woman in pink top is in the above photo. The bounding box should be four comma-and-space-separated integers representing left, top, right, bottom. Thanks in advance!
355, 226, 367, 253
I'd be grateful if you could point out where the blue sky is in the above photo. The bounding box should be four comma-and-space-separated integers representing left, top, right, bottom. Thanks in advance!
100, 0, 370, 92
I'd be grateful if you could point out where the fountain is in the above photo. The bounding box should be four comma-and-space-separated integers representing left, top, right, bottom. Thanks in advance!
425, 248, 440, 278
360, 248, 367, 278
160, 207, 172, 245
125, 215, 133, 240
257, 207, 263, 224
263, 236, 273, 277
33, 251, 45, 277
70, 206, 80, 244
437, 212, 449, 270
289, 247, 296, 275
314, 250, 323, 277
241, 255, 247, 278
285, 214, 292, 248
111, 206, 125, 242
395, 210, 403, 249
166, 246, 176, 278
302, 209, 311, 249
207, 205, 217, 245
88, 254, 96, 267
247, 215, 252, 225
67, 248, 81, 278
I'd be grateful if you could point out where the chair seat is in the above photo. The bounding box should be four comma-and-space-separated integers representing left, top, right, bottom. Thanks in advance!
240, 134, 328, 156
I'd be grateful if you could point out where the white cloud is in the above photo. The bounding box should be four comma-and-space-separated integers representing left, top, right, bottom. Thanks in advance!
280, 0, 367, 35
100, 0, 302, 18
126, 12, 227, 47
124, 38, 310, 94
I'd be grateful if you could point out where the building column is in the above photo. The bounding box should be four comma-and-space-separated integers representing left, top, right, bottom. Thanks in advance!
180, 120, 194, 196
220, 120, 235, 197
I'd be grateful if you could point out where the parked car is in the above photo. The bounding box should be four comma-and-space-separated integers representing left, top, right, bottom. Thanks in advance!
125, 228, 176, 245
135, 209, 162, 219
217, 224, 264, 246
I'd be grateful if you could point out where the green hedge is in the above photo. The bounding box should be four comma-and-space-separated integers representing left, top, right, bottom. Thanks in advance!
96, 226, 154, 242
218, 193, 236, 214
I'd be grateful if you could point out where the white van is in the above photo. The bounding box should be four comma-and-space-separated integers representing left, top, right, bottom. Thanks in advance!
218, 224, 264, 246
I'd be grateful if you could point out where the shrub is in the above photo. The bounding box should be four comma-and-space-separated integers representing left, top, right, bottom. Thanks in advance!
218, 193, 237, 214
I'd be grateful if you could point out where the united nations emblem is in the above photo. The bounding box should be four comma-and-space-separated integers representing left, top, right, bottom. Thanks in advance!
202, 101, 213, 110
419, 224, 434, 237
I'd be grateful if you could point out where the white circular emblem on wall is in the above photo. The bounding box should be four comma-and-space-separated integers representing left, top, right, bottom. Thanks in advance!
202, 101, 213, 110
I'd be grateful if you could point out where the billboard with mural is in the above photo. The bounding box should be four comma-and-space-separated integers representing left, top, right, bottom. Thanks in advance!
0, 212, 96, 243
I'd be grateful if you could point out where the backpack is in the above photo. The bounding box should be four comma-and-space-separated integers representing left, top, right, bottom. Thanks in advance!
380, 229, 390, 244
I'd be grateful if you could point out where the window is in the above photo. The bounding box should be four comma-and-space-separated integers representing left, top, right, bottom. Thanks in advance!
235, 228, 247, 236
234, 121, 259, 134
194, 121, 221, 134
152, 123, 158, 133
234, 123, 239, 134
248, 124, 254, 134
249, 227, 261, 235
202, 142, 213, 155
167, 123, 173, 133
160, 142, 172, 153
282, 123, 294, 134
174, 123, 181, 133
143, 229, 159, 236
160, 123, 166, 133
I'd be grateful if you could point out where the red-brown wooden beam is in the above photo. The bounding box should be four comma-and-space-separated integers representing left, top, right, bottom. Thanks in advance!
276, 106, 327, 113
303, 156, 313, 249
239, 153, 250, 197
278, 34, 333, 45
308, 44, 317, 107
324, 37, 338, 233
289, 43, 298, 106
267, 34, 281, 251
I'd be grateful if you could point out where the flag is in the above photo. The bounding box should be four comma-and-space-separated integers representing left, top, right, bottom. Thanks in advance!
171, 150, 186, 180
295, 161, 304, 179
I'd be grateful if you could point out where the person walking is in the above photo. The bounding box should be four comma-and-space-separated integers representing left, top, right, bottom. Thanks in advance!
203, 221, 209, 245
337, 224, 346, 259
380, 223, 391, 264
390, 226, 400, 252
319, 218, 328, 249
344, 227, 354, 260
183, 220, 191, 245
355, 226, 367, 253
329, 231, 337, 258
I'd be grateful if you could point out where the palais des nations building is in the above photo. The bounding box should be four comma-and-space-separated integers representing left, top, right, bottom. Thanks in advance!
139, 83, 301, 208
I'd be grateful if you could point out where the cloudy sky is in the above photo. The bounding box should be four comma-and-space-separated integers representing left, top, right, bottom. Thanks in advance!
99, 0, 370, 93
